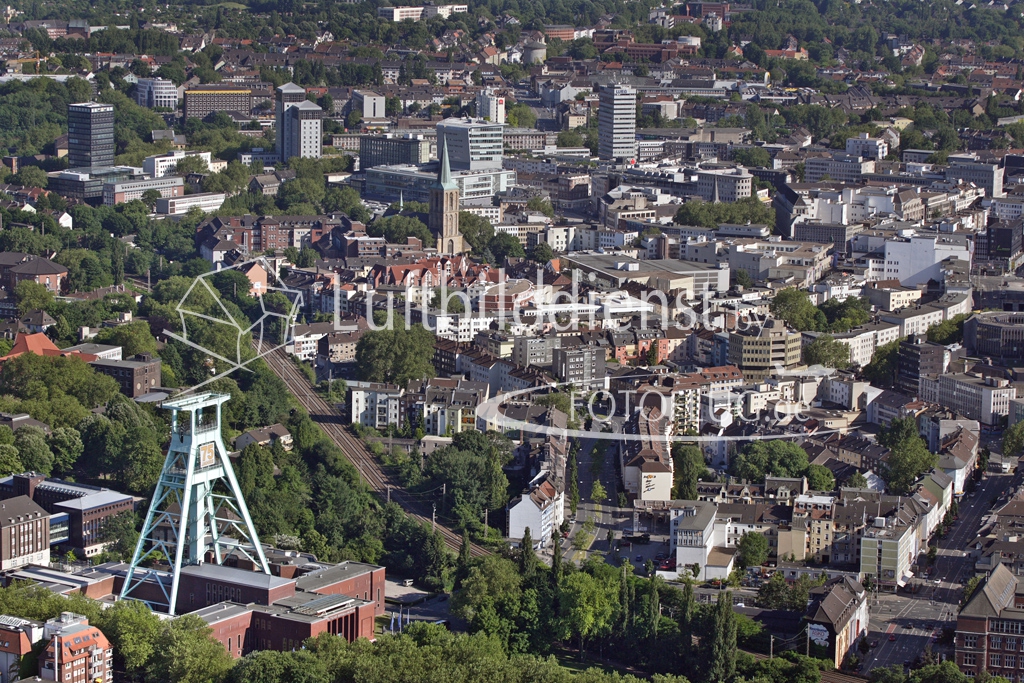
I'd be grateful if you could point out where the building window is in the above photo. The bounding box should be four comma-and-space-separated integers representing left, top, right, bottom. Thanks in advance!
993, 655, 1003, 668
966, 635, 979, 648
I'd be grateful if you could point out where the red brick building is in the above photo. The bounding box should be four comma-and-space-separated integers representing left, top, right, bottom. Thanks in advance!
0, 253, 67, 293
103, 559, 385, 658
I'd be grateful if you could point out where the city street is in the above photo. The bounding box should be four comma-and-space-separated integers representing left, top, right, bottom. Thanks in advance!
541, 434, 625, 567
858, 472, 1015, 673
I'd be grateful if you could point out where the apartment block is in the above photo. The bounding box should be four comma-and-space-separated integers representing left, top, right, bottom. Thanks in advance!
88, 354, 162, 397
38, 613, 112, 683
552, 346, 606, 390
184, 86, 252, 120
804, 154, 875, 183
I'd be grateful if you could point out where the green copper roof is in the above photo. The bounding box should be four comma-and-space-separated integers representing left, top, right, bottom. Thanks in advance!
434, 138, 458, 191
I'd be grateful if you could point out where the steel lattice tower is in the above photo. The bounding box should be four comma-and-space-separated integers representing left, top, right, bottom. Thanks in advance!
120, 392, 270, 614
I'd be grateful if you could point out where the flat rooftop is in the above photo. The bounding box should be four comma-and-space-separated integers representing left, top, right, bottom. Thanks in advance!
293, 561, 379, 593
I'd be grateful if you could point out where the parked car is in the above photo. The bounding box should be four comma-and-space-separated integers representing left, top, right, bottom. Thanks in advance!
889, 634, 897, 642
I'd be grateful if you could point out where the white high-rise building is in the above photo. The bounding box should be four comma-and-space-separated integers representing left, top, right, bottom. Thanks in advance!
476, 90, 506, 124
275, 82, 309, 162
598, 85, 636, 161
135, 78, 179, 109
436, 117, 504, 171
281, 100, 323, 161
276, 83, 322, 162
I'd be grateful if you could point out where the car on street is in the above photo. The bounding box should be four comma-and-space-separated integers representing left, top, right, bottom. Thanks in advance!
869, 640, 878, 648
889, 634, 897, 642
635, 555, 643, 562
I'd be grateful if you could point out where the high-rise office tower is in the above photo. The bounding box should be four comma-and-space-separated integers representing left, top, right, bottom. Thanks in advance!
67, 102, 115, 169
597, 85, 637, 162
436, 117, 504, 171
476, 89, 506, 124
275, 82, 311, 162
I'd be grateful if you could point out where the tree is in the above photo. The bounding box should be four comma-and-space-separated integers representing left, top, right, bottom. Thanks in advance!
557, 571, 614, 658
14, 280, 54, 316
737, 532, 769, 568
97, 511, 139, 560
488, 233, 526, 263
734, 147, 772, 168
93, 321, 158, 357
457, 212, 494, 255
590, 480, 607, 504
354, 323, 436, 385
48, 427, 83, 475
368, 215, 434, 247
14, 426, 53, 474
731, 441, 809, 481
758, 572, 791, 609
141, 189, 161, 210
95, 599, 162, 677
13, 165, 48, 188
529, 242, 555, 263
733, 269, 753, 289
706, 591, 737, 682
863, 339, 900, 388
506, 102, 537, 129
770, 288, 824, 332
846, 471, 869, 488
926, 313, 969, 345
672, 444, 706, 500
674, 197, 774, 229
803, 335, 851, 369
526, 196, 555, 218
430, 288, 466, 313
145, 614, 234, 683
520, 527, 538, 580
556, 129, 583, 147
0, 445, 22, 476
961, 575, 982, 609
175, 155, 209, 176
879, 417, 937, 495
806, 464, 836, 491
1004, 420, 1024, 459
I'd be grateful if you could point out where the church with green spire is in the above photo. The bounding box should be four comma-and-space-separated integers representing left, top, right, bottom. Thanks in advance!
429, 139, 464, 255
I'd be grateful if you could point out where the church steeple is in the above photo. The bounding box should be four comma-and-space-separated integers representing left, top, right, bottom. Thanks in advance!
429, 138, 463, 254
434, 139, 458, 191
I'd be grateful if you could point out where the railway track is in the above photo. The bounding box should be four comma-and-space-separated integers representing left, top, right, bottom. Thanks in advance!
258, 345, 488, 558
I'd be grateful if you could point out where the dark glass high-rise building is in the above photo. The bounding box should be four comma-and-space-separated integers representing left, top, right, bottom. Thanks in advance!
67, 102, 115, 169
